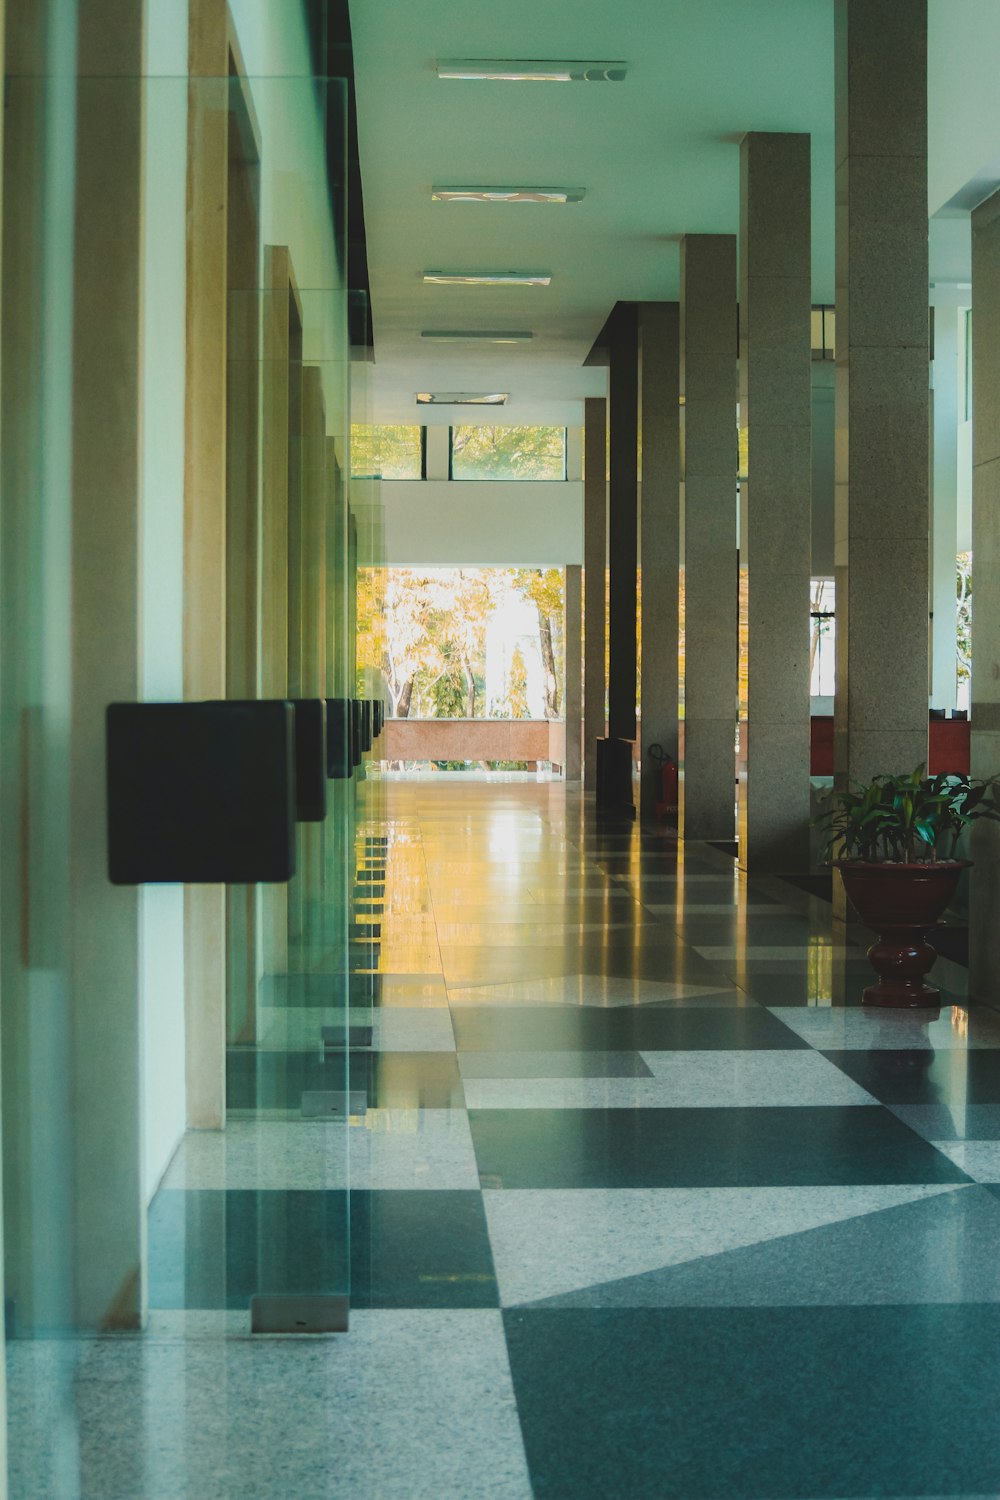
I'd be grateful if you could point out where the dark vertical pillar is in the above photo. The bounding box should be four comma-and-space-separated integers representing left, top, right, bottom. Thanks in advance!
638, 302, 681, 822
607, 303, 639, 745
583, 397, 607, 792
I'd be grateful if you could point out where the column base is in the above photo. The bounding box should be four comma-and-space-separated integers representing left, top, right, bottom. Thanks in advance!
595, 737, 635, 817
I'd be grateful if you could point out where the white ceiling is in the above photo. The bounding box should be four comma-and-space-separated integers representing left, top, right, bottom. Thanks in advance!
349, 0, 996, 427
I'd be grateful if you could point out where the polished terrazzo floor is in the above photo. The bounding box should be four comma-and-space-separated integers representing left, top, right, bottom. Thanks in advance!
12, 778, 1000, 1498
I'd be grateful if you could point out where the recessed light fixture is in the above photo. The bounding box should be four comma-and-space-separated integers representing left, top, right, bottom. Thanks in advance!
416, 392, 509, 406
420, 330, 534, 344
431, 186, 585, 204
422, 270, 551, 286
436, 59, 627, 83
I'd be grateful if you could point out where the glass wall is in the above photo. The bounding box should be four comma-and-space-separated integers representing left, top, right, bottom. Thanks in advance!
0, 35, 357, 1368
347, 303, 387, 1085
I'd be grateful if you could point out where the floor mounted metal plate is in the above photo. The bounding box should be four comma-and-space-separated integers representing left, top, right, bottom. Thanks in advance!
321, 1024, 374, 1050
300, 1089, 368, 1118
250, 1294, 348, 1335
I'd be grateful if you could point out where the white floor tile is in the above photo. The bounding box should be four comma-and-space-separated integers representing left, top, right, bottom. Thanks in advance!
462, 1051, 875, 1109
161, 1112, 478, 1191
7, 1311, 531, 1500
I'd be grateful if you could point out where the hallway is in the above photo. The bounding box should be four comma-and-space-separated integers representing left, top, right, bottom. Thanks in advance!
11, 778, 1000, 1498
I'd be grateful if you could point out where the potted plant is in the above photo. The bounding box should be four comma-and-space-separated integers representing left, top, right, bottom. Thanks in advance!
816, 766, 1000, 1008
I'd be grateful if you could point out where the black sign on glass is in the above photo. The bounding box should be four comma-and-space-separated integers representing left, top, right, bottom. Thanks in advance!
290, 699, 327, 821
350, 700, 363, 768
325, 698, 353, 779
106, 701, 296, 884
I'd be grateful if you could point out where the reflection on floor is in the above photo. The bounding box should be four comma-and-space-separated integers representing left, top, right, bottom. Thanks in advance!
13, 779, 1000, 1499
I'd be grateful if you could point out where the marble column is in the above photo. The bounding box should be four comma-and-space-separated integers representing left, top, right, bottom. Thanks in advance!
969, 190, 1000, 1002
638, 302, 680, 822
583, 396, 607, 791
738, 132, 812, 872
564, 565, 583, 780
680, 235, 738, 840
833, 0, 929, 789
608, 304, 640, 746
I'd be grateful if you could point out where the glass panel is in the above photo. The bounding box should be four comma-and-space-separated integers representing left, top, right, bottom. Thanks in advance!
1, 66, 353, 1351
347, 289, 384, 1096
184, 77, 353, 1337
450, 424, 568, 480
1, 13, 80, 1341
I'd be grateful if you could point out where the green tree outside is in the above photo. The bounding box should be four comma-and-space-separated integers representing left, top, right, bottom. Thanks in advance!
450, 425, 566, 481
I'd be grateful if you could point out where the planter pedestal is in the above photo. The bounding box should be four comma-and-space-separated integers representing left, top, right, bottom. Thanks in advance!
834, 861, 971, 1010
862, 932, 940, 1007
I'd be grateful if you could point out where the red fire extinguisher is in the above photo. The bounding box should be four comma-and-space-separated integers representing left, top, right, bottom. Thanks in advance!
648, 743, 678, 817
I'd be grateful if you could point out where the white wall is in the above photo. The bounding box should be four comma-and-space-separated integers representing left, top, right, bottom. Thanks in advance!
140, 4, 189, 1199
377, 479, 584, 566
930, 0, 1000, 214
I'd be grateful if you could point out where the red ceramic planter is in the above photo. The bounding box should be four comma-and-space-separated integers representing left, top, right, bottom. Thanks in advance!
833, 860, 971, 1008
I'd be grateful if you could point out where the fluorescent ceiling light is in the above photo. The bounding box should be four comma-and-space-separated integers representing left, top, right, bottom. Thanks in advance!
416, 392, 509, 406
436, 59, 627, 83
420, 330, 534, 343
431, 186, 584, 204
422, 270, 551, 286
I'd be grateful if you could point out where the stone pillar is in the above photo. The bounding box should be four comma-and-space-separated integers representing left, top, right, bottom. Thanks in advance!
680, 235, 738, 840
424, 424, 449, 480
969, 190, 1000, 1001
564, 565, 583, 780
930, 304, 959, 712
738, 133, 812, 872
583, 397, 607, 790
833, 0, 929, 790
638, 302, 680, 822
608, 304, 639, 745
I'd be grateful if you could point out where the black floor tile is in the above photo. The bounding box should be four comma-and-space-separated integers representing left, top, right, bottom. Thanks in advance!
450, 1005, 807, 1053
468, 1106, 971, 1188
226, 1049, 465, 1109
823, 1047, 1000, 1105
148, 1190, 497, 1310
350, 1189, 498, 1309
504, 1303, 1000, 1498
